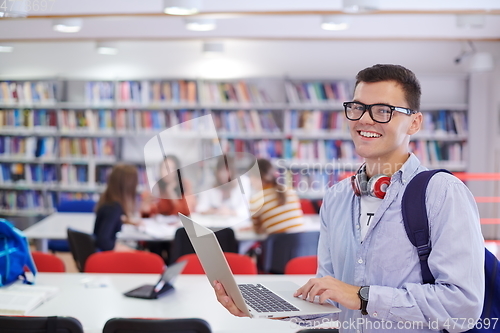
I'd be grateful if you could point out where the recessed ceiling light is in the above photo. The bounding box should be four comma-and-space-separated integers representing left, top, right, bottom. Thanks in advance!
202, 41, 224, 55
185, 18, 216, 31
321, 15, 350, 31
96, 42, 119, 55
342, 0, 379, 13
0, 45, 14, 53
53, 18, 83, 33
164, 0, 202, 15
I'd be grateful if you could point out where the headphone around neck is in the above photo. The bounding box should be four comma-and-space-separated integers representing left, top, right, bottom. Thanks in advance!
351, 164, 391, 199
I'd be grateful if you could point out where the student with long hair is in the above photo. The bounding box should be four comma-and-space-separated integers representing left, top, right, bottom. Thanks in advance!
141, 155, 195, 217
93, 164, 139, 251
249, 158, 305, 234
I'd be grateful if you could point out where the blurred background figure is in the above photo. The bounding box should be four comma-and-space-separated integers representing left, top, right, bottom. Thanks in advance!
93, 164, 140, 252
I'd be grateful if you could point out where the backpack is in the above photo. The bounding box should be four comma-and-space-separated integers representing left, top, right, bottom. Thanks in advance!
0, 218, 37, 286
402, 169, 500, 333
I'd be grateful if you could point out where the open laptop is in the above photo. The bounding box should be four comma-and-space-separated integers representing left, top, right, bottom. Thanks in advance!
178, 213, 340, 318
123, 260, 187, 299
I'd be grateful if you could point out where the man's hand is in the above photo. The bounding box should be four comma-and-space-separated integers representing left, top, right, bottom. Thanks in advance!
294, 276, 361, 311
213, 280, 249, 317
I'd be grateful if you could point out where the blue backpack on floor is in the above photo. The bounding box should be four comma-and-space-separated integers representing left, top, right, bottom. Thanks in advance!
0, 218, 37, 286
402, 170, 500, 333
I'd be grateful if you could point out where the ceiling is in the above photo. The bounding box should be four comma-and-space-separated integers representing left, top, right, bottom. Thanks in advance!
1, 0, 500, 42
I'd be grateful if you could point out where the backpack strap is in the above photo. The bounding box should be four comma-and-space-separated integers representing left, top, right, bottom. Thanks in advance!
401, 169, 451, 284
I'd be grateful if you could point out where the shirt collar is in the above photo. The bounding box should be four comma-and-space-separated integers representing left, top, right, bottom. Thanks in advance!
391, 153, 422, 185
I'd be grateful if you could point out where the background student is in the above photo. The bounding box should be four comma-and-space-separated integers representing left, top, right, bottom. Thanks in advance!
249, 158, 305, 234
93, 164, 141, 252
195, 154, 251, 218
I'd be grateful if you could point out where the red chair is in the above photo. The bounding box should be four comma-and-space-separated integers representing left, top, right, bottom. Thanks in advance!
284, 255, 317, 275
300, 199, 316, 214
177, 253, 257, 275
28, 251, 66, 272
84, 251, 164, 274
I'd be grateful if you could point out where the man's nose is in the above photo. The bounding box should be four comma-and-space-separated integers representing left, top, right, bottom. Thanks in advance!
358, 109, 375, 124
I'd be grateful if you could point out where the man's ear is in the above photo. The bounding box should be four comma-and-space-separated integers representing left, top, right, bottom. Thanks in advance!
407, 112, 422, 135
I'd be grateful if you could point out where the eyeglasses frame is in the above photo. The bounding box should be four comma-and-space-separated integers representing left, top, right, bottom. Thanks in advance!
343, 101, 418, 124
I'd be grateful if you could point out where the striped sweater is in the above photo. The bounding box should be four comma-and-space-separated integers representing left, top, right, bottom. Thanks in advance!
249, 187, 305, 234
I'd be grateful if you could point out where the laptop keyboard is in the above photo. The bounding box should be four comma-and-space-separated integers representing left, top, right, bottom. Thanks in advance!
238, 284, 300, 313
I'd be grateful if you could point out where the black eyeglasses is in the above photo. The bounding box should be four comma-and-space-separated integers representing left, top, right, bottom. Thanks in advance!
343, 101, 417, 124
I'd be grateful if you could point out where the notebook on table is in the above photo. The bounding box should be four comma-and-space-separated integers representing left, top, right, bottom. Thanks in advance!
123, 260, 187, 299
178, 213, 340, 318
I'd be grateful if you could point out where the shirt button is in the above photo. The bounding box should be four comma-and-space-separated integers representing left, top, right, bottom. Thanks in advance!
373, 312, 378, 317
356, 224, 360, 230
358, 258, 363, 264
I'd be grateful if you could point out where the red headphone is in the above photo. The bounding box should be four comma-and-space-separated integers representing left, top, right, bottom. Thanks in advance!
351, 164, 391, 199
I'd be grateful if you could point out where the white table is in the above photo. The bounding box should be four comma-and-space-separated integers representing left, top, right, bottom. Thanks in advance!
31, 273, 323, 333
23, 213, 321, 252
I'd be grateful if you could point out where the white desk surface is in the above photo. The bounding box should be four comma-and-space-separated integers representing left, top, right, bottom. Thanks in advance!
23, 212, 320, 243
31, 273, 323, 333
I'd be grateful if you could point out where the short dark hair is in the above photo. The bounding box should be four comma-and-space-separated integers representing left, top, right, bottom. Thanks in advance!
355, 64, 421, 111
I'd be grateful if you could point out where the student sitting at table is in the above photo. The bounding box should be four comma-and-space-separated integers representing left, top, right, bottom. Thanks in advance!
195, 154, 251, 218
140, 154, 196, 217
93, 164, 140, 252
249, 158, 305, 234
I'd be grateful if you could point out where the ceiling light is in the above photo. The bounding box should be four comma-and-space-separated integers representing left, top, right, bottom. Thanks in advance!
164, 0, 202, 15
53, 18, 83, 33
456, 14, 485, 29
0, 45, 14, 53
96, 42, 119, 55
202, 41, 224, 55
321, 15, 350, 31
185, 18, 216, 31
0, 0, 27, 17
342, 0, 379, 13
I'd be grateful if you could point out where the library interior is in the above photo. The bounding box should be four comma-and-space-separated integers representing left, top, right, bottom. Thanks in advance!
0, 1, 500, 333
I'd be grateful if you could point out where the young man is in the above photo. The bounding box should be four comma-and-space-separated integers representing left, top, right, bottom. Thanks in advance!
214, 64, 485, 332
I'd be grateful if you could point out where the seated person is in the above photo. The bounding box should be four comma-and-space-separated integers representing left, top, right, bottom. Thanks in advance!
93, 164, 140, 252
141, 154, 196, 217
195, 154, 251, 218
249, 158, 305, 234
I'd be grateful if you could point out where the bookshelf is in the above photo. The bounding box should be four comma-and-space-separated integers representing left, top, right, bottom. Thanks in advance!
0, 76, 471, 214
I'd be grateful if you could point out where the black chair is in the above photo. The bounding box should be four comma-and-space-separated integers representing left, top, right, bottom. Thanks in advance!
0, 315, 83, 333
259, 231, 320, 274
66, 228, 97, 272
103, 318, 212, 333
168, 227, 239, 265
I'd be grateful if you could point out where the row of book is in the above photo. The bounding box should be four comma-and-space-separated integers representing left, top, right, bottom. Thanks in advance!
420, 110, 468, 136
0, 190, 47, 212
0, 163, 57, 184
285, 81, 352, 104
410, 140, 466, 165
85, 80, 198, 105
59, 138, 115, 159
0, 81, 57, 105
212, 110, 280, 134
0, 109, 58, 129
0, 137, 56, 159
59, 109, 115, 132
95, 165, 147, 186
199, 81, 272, 105
284, 109, 348, 133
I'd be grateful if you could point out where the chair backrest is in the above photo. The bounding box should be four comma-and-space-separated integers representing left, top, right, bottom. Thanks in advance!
85, 251, 164, 274
57, 200, 96, 213
284, 255, 318, 275
0, 315, 83, 333
168, 227, 238, 265
103, 317, 212, 333
177, 252, 257, 274
260, 231, 320, 274
31, 251, 66, 272
299, 199, 316, 214
66, 228, 97, 272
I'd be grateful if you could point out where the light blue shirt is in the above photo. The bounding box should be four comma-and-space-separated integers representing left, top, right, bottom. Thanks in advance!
317, 154, 485, 332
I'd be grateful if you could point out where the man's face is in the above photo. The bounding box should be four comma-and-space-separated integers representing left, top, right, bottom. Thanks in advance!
348, 80, 422, 166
